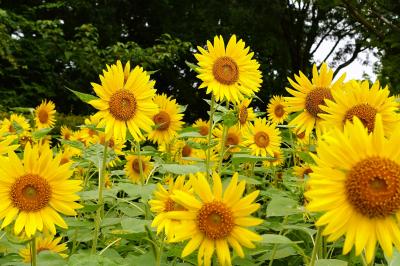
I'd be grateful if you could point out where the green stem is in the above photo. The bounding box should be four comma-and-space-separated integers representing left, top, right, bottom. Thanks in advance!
31, 236, 37, 266
156, 238, 164, 266
309, 227, 323, 266
205, 95, 216, 178
91, 140, 108, 254
269, 216, 288, 266
136, 141, 144, 184
217, 124, 229, 174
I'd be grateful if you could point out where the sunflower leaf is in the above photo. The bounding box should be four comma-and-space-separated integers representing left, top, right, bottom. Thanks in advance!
67, 87, 98, 103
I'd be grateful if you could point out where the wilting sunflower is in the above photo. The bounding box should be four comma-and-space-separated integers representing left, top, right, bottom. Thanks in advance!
19, 235, 68, 263
305, 115, 400, 262
236, 98, 256, 130
124, 154, 153, 183
149, 175, 192, 240
194, 35, 262, 103
148, 94, 184, 145
213, 124, 242, 154
267, 96, 288, 124
34, 100, 56, 129
89, 61, 159, 141
0, 144, 82, 237
243, 118, 281, 157
319, 80, 399, 135
285, 63, 346, 135
168, 172, 262, 266
192, 119, 210, 143
0, 114, 31, 136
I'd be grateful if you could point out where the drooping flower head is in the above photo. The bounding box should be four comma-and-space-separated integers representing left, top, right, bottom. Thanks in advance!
34, 100, 56, 129
306, 115, 400, 262
167, 172, 262, 266
89, 61, 159, 142
0, 143, 82, 237
285, 63, 345, 135
195, 35, 262, 103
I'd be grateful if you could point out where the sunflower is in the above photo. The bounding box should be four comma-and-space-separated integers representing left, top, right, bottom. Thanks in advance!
285, 63, 346, 135
159, 139, 213, 165
263, 149, 284, 167
0, 114, 31, 136
243, 118, 281, 157
236, 98, 256, 130
305, 115, 400, 262
267, 96, 288, 124
194, 35, 262, 103
213, 124, 242, 154
0, 137, 19, 156
34, 100, 56, 129
124, 154, 153, 183
60, 125, 73, 141
89, 60, 159, 142
149, 175, 192, 240
0, 144, 82, 237
192, 119, 210, 143
19, 235, 68, 263
148, 94, 184, 145
167, 172, 262, 266
293, 163, 313, 179
319, 80, 399, 135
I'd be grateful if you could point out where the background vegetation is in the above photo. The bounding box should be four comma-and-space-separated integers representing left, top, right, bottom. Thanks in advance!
0, 0, 399, 121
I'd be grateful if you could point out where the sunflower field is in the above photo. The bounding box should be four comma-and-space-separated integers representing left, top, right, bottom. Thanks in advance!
0, 34, 400, 266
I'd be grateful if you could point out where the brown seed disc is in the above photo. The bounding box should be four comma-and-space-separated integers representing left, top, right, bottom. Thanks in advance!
226, 132, 239, 146
254, 131, 270, 148
212, 56, 239, 85
38, 110, 49, 124
109, 90, 137, 121
274, 104, 285, 118
10, 174, 52, 212
239, 106, 248, 125
153, 111, 171, 131
197, 201, 234, 240
343, 104, 377, 133
305, 87, 333, 118
181, 144, 192, 157
199, 125, 209, 136
346, 156, 400, 218
132, 159, 145, 174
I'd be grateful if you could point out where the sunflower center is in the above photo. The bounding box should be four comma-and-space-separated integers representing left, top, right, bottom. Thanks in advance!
182, 144, 192, 157
239, 107, 248, 125
8, 124, 15, 133
38, 109, 49, 124
343, 104, 377, 133
296, 131, 306, 139
305, 87, 333, 118
153, 111, 171, 131
274, 104, 285, 118
346, 156, 400, 218
212, 56, 239, 85
132, 159, 145, 174
271, 151, 280, 162
302, 168, 313, 178
109, 90, 137, 121
254, 131, 269, 148
199, 125, 209, 136
10, 174, 51, 212
226, 132, 239, 146
60, 157, 69, 165
197, 201, 234, 240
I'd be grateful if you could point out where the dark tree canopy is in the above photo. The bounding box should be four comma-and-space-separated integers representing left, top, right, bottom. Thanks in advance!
0, 0, 398, 121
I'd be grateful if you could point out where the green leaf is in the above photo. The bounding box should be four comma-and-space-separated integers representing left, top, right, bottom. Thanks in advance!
67, 88, 98, 103
36, 251, 67, 266
315, 259, 348, 266
32, 128, 52, 139
82, 144, 116, 168
117, 182, 156, 201
11, 120, 24, 134
267, 196, 303, 217
60, 140, 85, 150
231, 153, 275, 164
185, 60, 200, 73
259, 234, 298, 244
159, 163, 205, 174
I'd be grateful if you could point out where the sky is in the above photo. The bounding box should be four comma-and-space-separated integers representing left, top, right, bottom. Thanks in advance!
313, 38, 379, 82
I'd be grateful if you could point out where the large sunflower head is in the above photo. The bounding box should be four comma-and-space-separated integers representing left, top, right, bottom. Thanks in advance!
267, 95, 288, 124
167, 172, 262, 266
34, 100, 56, 129
243, 118, 282, 157
305, 115, 400, 262
19, 235, 68, 263
0, 114, 31, 136
149, 175, 192, 240
319, 80, 400, 135
236, 98, 256, 130
148, 94, 184, 145
89, 60, 159, 142
124, 154, 153, 184
194, 35, 262, 103
0, 143, 82, 237
285, 62, 346, 135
